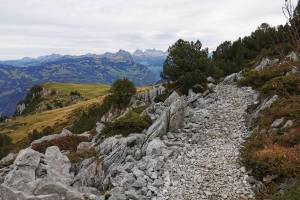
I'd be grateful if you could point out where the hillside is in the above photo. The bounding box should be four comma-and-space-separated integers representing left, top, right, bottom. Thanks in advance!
0, 49, 165, 116
0, 83, 111, 143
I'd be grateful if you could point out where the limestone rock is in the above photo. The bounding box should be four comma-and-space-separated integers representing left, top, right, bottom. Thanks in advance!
255, 57, 272, 70
271, 117, 285, 128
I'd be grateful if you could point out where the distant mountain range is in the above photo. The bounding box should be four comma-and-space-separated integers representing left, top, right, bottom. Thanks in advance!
0, 49, 167, 116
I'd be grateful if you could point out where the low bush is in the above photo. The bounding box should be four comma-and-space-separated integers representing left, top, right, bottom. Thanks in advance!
72, 79, 137, 134
101, 109, 152, 138
259, 96, 300, 129
272, 180, 300, 200
238, 64, 292, 89
27, 126, 54, 142
261, 75, 300, 96
67, 148, 98, 163
154, 91, 171, 103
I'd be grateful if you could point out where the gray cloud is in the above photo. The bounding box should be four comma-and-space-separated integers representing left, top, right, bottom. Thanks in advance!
0, 0, 288, 59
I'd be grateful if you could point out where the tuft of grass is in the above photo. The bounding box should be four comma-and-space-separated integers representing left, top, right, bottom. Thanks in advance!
261, 75, 300, 96
238, 64, 292, 89
259, 96, 300, 129
272, 180, 300, 200
101, 108, 152, 138
67, 148, 98, 164
0, 96, 106, 143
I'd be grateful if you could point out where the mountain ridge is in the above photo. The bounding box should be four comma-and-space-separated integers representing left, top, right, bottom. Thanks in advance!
0, 49, 167, 116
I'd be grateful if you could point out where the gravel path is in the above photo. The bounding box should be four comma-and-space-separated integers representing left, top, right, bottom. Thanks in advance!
157, 84, 258, 200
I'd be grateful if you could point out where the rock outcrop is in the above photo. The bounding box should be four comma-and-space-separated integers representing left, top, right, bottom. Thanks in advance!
1, 81, 261, 200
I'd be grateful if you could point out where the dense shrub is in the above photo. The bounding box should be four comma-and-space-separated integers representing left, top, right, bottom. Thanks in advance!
261, 75, 300, 96
272, 180, 300, 200
260, 96, 300, 128
162, 39, 209, 94
72, 79, 137, 134
27, 126, 54, 142
238, 64, 292, 89
17, 85, 44, 116
0, 134, 12, 159
101, 109, 152, 138
70, 90, 81, 96
110, 79, 136, 109
67, 148, 98, 164
154, 91, 171, 103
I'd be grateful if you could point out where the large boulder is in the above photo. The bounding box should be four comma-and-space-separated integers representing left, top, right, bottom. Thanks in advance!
0, 184, 59, 200
286, 52, 299, 62
4, 148, 42, 194
255, 57, 272, 71
42, 146, 73, 185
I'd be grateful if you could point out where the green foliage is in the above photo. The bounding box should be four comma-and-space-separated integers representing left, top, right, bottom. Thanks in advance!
70, 90, 81, 96
110, 79, 137, 109
18, 85, 44, 116
154, 92, 171, 103
238, 64, 292, 89
212, 23, 290, 76
0, 134, 12, 159
72, 95, 113, 134
272, 180, 300, 200
27, 126, 54, 142
72, 79, 137, 134
67, 148, 98, 163
261, 75, 300, 96
162, 39, 209, 94
101, 109, 152, 138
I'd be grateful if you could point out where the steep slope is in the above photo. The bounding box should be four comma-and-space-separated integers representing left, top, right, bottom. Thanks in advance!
0, 50, 160, 116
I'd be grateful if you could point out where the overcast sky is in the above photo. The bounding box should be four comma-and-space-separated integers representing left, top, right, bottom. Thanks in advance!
0, 0, 291, 60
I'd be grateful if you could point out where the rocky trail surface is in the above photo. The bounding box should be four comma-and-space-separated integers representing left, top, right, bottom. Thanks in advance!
156, 84, 258, 200
0, 82, 258, 200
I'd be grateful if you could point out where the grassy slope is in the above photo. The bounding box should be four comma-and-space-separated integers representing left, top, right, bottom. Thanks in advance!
0, 83, 111, 142
42, 82, 111, 99
0, 83, 149, 143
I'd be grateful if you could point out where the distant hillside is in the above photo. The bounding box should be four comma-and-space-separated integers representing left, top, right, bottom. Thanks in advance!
15, 83, 111, 116
0, 49, 164, 116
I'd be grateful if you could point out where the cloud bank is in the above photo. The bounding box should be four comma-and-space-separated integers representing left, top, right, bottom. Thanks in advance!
0, 0, 288, 59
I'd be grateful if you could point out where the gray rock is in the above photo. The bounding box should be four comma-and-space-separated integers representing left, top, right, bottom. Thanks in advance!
146, 139, 165, 156
271, 117, 285, 128
283, 120, 294, 129
223, 73, 238, 84
4, 148, 42, 194
286, 51, 299, 62
0, 184, 59, 200
207, 76, 216, 83
77, 142, 93, 153
255, 57, 271, 71
207, 83, 216, 92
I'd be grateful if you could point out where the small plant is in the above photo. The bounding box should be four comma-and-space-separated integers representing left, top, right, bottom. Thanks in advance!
239, 64, 292, 88
70, 90, 81, 96
67, 148, 98, 164
272, 180, 300, 200
101, 109, 152, 138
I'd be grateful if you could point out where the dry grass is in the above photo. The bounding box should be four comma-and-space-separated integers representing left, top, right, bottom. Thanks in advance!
0, 96, 106, 143
43, 82, 111, 99
0, 83, 150, 143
